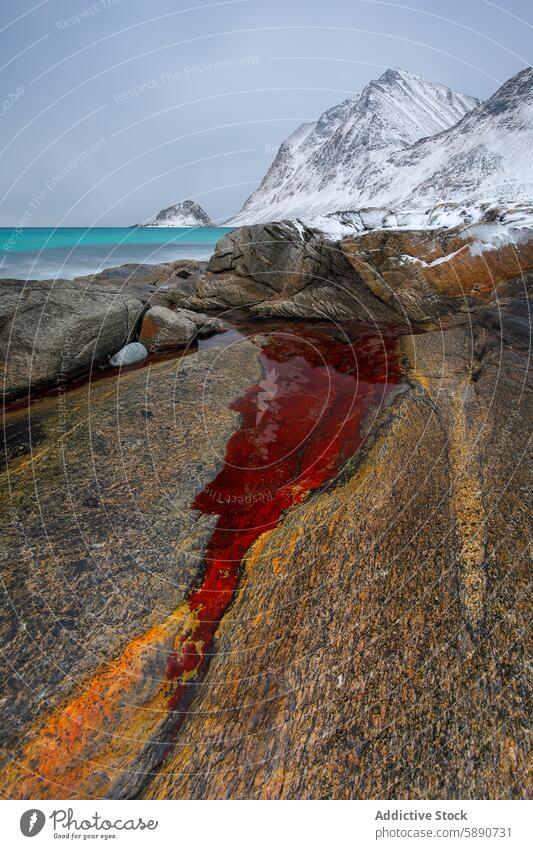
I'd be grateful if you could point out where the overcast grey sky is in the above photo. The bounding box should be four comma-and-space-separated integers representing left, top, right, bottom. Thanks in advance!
0, 0, 531, 226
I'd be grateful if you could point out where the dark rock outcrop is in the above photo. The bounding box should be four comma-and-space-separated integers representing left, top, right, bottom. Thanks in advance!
170, 221, 397, 322
141, 199, 213, 227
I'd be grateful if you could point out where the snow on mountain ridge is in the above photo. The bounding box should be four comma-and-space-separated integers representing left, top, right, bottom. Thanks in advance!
363, 66, 533, 209
229, 68, 480, 224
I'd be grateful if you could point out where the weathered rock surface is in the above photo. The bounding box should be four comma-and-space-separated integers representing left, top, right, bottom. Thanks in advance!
340, 225, 533, 322
0, 337, 263, 799
169, 220, 533, 327
138, 304, 228, 351
167, 270, 275, 311
74, 259, 207, 298
5, 218, 529, 401
0, 216, 531, 801
170, 308, 230, 337
0, 292, 530, 799
144, 314, 532, 800
0, 260, 211, 398
0, 279, 145, 399
139, 305, 197, 350
171, 221, 397, 322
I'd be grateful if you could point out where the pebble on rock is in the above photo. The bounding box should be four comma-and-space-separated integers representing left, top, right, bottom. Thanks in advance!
108, 342, 148, 367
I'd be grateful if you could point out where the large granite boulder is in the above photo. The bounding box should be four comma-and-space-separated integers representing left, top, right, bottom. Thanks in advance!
139, 305, 197, 350
170, 221, 397, 322
0, 279, 145, 399
207, 221, 362, 295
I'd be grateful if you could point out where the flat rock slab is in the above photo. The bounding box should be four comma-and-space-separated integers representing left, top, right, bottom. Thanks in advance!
144, 321, 532, 800
0, 338, 263, 798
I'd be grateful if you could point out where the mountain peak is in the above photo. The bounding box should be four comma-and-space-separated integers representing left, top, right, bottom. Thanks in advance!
498, 65, 533, 92
485, 65, 533, 107
377, 67, 415, 84
229, 69, 479, 224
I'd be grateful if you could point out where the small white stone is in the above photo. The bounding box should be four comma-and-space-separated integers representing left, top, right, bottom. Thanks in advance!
109, 342, 148, 367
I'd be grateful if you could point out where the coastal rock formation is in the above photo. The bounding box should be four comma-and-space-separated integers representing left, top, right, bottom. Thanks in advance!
3, 215, 531, 398
0, 211, 531, 800
0, 279, 144, 398
170, 221, 396, 322
143, 317, 532, 800
0, 337, 263, 799
3, 303, 528, 800
167, 218, 533, 326
141, 199, 213, 227
0, 260, 210, 398
339, 220, 533, 322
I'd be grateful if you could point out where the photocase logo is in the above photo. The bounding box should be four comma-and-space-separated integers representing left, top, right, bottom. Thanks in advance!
20, 809, 46, 837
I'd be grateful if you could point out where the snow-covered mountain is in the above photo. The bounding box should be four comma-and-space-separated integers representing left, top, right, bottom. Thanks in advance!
355, 66, 533, 211
229, 69, 479, 224
142, 199, 213, 227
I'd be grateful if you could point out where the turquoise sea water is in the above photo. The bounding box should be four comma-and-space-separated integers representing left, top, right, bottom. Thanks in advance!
0, 227, 232, 280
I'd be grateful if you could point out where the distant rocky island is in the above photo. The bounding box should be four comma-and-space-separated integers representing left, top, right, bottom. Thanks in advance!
136, 198, 213, 227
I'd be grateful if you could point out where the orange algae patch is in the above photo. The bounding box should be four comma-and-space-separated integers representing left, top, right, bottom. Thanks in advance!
0, 322, 402, 799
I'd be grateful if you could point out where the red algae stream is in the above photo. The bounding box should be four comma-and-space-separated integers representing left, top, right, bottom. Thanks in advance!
164, 321, 403, 725
0, 320, 404, 799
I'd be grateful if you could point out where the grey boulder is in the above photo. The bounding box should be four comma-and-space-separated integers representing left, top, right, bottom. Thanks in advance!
139, 305, 197, 350
184, 221, 398, 321
0, 279, 145, 398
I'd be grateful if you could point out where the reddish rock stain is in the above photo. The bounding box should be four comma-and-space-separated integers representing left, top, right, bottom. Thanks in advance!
165, 322, 402, 718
